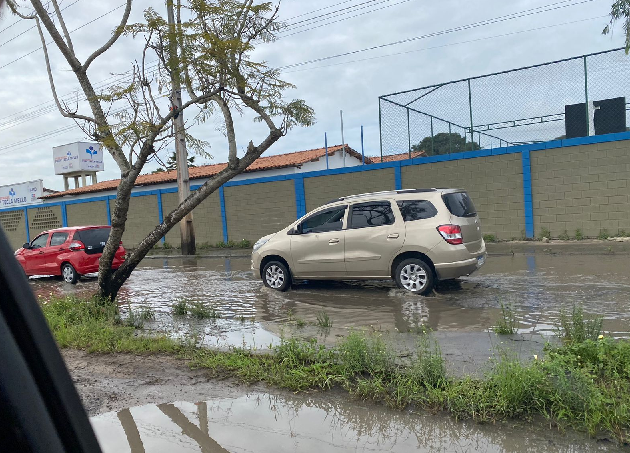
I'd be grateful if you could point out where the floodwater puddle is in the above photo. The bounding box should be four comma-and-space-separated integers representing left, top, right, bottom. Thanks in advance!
91, 391, 620, 452
31, 253, 630, 348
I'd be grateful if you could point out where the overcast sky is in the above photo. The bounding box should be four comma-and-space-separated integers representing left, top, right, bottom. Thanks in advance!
0, 0, 622, 190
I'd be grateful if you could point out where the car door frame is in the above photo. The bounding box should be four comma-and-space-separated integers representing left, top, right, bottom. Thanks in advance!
45, 231, 70, 275
23, 233, 51, 275
288, 205, 348, 278
343, 199, 404, 277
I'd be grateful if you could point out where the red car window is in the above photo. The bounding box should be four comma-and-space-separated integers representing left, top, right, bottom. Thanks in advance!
50, 233, 69, 247
30, 234, 49, 249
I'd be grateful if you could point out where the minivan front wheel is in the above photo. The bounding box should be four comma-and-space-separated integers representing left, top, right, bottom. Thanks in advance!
262, 261, 291, 292
395, 258, 434, 295
61, 263, 79, 284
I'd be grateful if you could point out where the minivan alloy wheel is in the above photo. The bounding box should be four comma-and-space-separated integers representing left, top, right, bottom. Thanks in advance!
61, 263, 78, 284
400, 263, 427, 292
265, 265, 285, 288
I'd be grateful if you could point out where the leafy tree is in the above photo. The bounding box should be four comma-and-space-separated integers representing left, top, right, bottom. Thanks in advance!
603, 0, 630, 52
8, 0, 314, 300
152, 152, 196, 173
411, 132, 480, 156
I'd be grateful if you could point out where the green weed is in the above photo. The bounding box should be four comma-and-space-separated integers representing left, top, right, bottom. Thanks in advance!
558, 230, 570, 241
557, 305, 603, 343
162, 241, 173, 250
575, 229, 584, 241
493, 302, 517, 335
539, 227, 551, 240
189, 302, 221, 319
483, 234, 497, 243
598, 229, 610, 240
316, 311, 333, 328
172, 300, 189, 316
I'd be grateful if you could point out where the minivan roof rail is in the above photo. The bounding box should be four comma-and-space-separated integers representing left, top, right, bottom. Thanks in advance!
324, 188, 442, 205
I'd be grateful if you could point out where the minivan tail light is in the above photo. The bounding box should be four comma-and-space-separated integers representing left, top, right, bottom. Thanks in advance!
69, 241, 85, 251
437, 225, 463, 245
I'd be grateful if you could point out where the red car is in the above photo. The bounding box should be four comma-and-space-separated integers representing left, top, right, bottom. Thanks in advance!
14, 226, 126, 283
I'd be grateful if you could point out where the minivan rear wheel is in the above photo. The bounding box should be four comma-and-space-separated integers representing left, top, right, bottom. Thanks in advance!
262, 261, 291, 292
395, 258, 434, 295
61, 263, 79, 284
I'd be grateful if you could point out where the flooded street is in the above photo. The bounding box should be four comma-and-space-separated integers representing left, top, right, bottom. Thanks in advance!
32, 252, 630, 347
92, 391, 618, 453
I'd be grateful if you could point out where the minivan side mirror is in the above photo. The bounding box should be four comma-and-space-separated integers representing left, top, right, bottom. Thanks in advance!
22, 243, 30, 249
287, 226, 301, 235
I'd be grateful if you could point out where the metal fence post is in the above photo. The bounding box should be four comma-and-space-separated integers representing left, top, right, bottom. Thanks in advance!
407, 108, 411, 159
378, 98, 383, 163
448, 122, 452, 154
430, 116, 434, 156
361, 125, 365, 165
467, 78, 474, 147
584, 55, 590, 136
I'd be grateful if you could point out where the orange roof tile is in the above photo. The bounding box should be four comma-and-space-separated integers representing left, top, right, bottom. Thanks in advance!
376, 151, 427, 162
44, 144, 368, 199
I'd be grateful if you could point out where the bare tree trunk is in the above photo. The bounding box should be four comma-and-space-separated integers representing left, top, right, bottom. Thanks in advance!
98, 129, 282, 300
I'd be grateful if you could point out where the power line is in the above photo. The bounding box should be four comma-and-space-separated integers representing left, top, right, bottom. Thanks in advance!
279, 0, 415, 37
283, 15, 607, 74
280, 0, 359, 22
283, 0, 387, 28
0, 2, 125, 71
0, 0, 80, 49
279, 0, 599, 69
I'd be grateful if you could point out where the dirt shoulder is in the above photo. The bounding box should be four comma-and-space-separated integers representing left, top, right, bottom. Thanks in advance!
62, 349, 256, 416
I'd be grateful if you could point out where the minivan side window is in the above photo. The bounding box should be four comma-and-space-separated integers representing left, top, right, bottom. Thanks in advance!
442, 192, 477, 218
396, 200, 438, 221
300, 207, 346, 234
350, 201, 395, 229
50, 232, 69, 246
30, 234, 49, 249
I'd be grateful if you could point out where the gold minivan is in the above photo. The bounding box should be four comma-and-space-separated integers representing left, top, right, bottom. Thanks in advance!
251, 189, 487, 295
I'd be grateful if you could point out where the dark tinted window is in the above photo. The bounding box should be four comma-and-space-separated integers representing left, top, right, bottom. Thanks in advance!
50, 232, 69, 246
74, 228, 111, 254
397, 200, 438, 221
31, 234, 48, 249
443, 192, 477, 218
350, 201, 395, 229
301, 207, 346, 233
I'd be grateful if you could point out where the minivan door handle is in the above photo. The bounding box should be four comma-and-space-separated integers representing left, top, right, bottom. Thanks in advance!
328, 238, 340, 244
387, 233, 399, 239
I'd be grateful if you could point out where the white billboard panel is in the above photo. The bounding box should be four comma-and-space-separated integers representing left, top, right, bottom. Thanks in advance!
0, 179, 43, 207
53, 142, 103, 174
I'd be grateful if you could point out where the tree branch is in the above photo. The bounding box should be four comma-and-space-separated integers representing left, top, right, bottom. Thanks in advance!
213, 94, 238, 166
51, 0, 74, 54
35, 17, 97, 123
82, 0, 132, 72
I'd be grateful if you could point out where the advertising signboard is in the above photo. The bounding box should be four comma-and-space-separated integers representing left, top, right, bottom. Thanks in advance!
0, 180, 43, 208
53, 142, 104, 174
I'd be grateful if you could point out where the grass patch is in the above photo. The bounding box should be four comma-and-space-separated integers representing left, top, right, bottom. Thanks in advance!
557, 305, 603, 343
215, 239, 252, 249
189, 302, 221, 319
172, 300, 189, 316
598, 229, 610, 240
558, 230, 570, 241
41, 296, 630, 444
493, 302, 517, 335
483, 234, 497, 243
575, 229, 584, 241
316, 311, 333, 328
539, 227, 551, 240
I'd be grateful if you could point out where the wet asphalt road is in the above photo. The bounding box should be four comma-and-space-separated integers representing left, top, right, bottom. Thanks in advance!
31, 251, 630, 345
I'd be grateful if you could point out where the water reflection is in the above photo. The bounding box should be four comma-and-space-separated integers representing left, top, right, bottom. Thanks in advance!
92, 392, 619, 453
30, 253, 630, 346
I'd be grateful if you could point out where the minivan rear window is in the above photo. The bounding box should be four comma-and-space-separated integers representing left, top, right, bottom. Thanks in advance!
442, 192, 477, 218
74, 228, 111, 254
396, 200, 438, 221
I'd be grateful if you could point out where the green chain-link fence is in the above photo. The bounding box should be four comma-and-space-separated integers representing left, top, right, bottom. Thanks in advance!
379, 48, 630, 160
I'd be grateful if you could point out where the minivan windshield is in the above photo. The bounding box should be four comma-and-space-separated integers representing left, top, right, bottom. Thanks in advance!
442, 192, 477, 218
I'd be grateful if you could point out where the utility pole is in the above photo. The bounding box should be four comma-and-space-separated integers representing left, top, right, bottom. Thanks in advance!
167, 0, 195, 255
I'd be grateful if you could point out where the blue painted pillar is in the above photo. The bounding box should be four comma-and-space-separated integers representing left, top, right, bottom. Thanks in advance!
521, 149, 534, 238
24, 207, 30, 243
294, 176, 306, 219
157, 189, 165, 243
106, 196, 112, 226
219, 186, 228, 243
394, 164, 402, 190
61, 202, 68, 227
